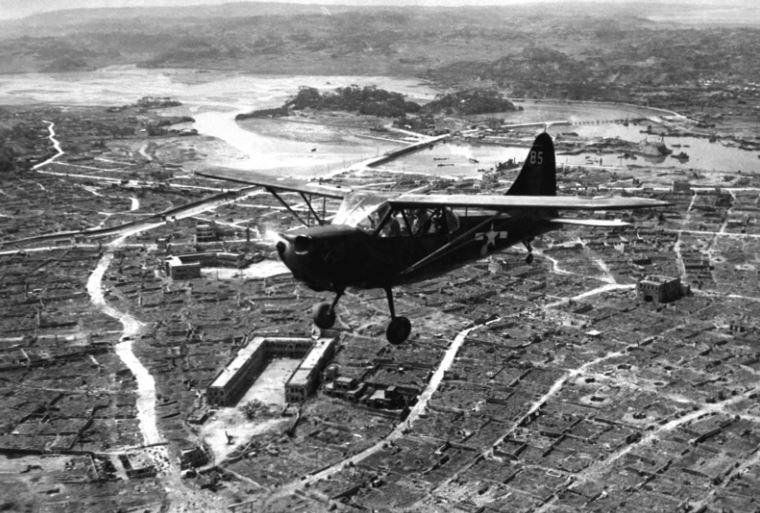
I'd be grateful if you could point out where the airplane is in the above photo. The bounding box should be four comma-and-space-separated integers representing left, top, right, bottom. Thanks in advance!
198, 133, 667, 345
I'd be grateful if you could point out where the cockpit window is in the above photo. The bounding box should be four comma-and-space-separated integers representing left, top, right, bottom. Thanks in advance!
378, 206, 460, 237
333, 192, 389, 231
334, 193, 461, 237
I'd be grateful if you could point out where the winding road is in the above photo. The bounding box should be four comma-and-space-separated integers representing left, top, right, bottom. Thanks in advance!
32, 120, 64, 170
79, 195, 260, 445
30, 121, 259, 448
86, 238, 160, 444
33, 121, 162, 446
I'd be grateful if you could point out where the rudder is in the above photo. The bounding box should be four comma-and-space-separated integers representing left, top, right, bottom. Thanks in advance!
507, 132, 556, 196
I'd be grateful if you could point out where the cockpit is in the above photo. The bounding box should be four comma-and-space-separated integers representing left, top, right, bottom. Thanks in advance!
332, 191, 387, 229
333, 191, 460, 237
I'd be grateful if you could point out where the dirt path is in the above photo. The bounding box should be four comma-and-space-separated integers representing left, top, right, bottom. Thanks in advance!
86, 236, 159, 444
33, 119, 161, 443
32, 120, 64, 170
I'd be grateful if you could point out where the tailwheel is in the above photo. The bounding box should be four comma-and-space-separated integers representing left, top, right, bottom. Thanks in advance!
312, 302, 336, 329
386, 316, 411, 345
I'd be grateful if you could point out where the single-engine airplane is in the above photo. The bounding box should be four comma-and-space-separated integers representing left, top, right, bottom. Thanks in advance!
198, 133, 667, 344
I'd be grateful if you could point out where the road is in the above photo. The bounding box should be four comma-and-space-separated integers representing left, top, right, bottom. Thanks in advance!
30, 120, 161, 445
29, 120, 259, 450
32, 120, 64, 170
267, 323, 482, 503
87, 242, 159, 444
267, 240, 634, 503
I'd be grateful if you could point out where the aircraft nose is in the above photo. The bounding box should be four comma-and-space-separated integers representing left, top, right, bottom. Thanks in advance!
275, 233, 292, 260
273, 225, 358, 291
275, 232, 321, 287
277, 234, 313, 259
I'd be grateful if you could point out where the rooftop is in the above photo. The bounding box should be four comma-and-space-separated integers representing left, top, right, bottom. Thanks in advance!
209, 337, 267, 389
299, 337, 335, 370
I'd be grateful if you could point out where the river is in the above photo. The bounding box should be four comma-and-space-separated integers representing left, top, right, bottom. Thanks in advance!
0, 65, 756, 178
0, 65, 435, 176
379, 99, 760, 177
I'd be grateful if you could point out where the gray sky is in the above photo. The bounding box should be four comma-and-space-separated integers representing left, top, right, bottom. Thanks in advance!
0, 0, 752, 21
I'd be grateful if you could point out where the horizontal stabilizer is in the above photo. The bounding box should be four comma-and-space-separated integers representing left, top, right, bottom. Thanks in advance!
549, 217, 631, 227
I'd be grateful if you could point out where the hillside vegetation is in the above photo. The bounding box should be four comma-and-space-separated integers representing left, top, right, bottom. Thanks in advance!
0, 3, 758, 112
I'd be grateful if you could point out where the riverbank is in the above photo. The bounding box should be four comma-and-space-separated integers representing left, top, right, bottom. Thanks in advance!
2, 67, 757, 180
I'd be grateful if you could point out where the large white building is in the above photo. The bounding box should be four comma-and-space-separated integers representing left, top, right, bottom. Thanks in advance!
207, 336, 337, 407
206, 337, 269, 407
285, 337, 336, 403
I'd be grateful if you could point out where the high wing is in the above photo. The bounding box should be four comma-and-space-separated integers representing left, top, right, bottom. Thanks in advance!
196, 168, 349, 199
196, 167, 350, 227
390, 194, 668, 211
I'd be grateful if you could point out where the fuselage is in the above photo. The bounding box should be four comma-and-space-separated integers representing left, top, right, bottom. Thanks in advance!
275, 211, 554, 293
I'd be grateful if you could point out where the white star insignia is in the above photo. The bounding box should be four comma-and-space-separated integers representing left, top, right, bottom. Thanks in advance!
476, 224, 508, 256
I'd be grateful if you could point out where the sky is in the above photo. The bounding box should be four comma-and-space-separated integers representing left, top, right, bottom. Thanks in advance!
0, 0, 752, 21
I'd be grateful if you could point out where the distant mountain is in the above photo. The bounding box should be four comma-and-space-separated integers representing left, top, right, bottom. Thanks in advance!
0, 0, 757, 107
3, 0, 759, 21
3, 2, 328, 25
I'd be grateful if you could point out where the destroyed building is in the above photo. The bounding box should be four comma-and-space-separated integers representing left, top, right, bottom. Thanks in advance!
195, 223, 217, 243
164, 256, 202, 280
637, 275, 689, 304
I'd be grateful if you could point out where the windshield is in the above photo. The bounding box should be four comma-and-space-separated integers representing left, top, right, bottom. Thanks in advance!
333, 192, 389, 231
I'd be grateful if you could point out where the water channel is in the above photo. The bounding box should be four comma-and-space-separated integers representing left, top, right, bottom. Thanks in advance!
1, 65, 756, 179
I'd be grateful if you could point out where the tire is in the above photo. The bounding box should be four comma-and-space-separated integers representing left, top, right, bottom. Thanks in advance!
312, 302, 336, 329
386, 316, 411, 345
526, 253, 534, 264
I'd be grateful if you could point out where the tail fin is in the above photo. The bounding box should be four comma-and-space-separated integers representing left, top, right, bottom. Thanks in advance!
507, 132, 556, 196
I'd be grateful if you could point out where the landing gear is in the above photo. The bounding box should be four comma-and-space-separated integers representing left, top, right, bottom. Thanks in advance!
312, 290, 343, 329
523, 239, 534, 264
312, 302, 336, 329
385, 287, 411, 345
312, 288, 412, 344
387, 317, 411, 345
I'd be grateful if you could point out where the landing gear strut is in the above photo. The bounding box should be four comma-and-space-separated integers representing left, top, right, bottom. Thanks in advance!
385, 287, 411, 345
312, 288, 411, 344
523, 239, 534, 264
312, 290, 343, 329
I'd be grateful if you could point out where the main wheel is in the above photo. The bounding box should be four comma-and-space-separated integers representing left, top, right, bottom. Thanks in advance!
312, 302, 336, 329
525, 253, 534, 264
386, 316, 411, 345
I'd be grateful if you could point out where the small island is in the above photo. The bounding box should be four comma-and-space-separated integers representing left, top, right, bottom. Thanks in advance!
237, 86, 520, 122
422, 88, 520, 116
236, 85, 422, 120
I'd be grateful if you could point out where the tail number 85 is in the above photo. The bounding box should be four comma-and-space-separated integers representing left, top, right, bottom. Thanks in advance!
529, 151, 543, 165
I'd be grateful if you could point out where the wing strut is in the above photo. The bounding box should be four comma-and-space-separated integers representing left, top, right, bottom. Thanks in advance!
401, 213, 505, 277
268, 187, 309, 228
299, 192, 326, 226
